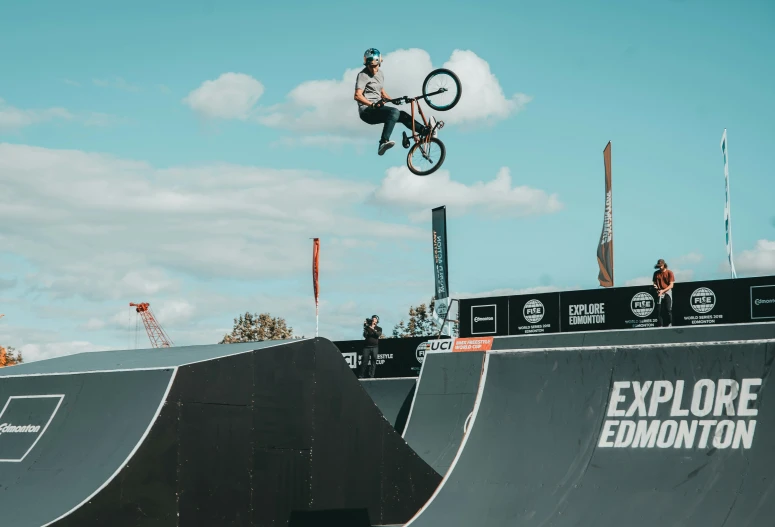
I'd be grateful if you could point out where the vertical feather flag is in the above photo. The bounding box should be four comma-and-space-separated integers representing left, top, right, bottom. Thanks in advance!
312, 238, 320, 337
721, 129, 737, 278
596, 142, 614, 287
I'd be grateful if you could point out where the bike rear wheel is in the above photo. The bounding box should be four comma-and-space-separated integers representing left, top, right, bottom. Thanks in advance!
407, 137, 446, 176
422, 68, 461, 111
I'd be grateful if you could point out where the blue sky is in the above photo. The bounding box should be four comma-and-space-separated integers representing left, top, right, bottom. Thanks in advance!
1, 0, 774, 360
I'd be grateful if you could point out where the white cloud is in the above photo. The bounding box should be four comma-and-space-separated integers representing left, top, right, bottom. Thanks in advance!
183, 72, 265, 120
0, 142, 425, 301
674, 252, 704, 265
734, 240, 775, 275
253, 48, 530, 143
371, 166, 562, 221
0, 98, 73, 131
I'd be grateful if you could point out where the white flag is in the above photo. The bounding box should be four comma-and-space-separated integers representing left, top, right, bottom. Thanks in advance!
721, 129, 737, 278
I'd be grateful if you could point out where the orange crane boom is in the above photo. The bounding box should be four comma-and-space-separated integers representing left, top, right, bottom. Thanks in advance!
129, 302, 173, 348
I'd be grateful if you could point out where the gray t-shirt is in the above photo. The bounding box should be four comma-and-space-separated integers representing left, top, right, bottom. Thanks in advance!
355, 67, 384, 112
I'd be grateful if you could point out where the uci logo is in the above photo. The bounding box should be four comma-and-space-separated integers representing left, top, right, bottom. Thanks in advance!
428, 340, 453, 355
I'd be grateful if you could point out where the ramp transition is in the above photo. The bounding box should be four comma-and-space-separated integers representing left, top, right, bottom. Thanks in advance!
406, 337, 775, 526
401, 350, 484, 476
0, 338, 441, 527
359, 377, 416, 435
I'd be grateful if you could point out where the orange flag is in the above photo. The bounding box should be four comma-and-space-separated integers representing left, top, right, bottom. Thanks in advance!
597, 142, 614, 287
312, 238, 320, 336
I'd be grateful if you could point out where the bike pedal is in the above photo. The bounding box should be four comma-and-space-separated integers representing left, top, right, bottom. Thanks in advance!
402, 132, 410, 149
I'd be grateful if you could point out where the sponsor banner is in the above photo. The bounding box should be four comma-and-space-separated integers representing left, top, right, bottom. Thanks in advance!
599, 377, 761, 450
508, 292, 561, 335
458, 296, 509, 337
672, 279, 746, 326
561, 285, 660, 332
751, 285, 775, 320
431, 206, 449, 303
334, 336, 449, 378
452, 337, 493, 352
425, 337, 494, 353
559, 288, 615, 332
455, 275, 775, 337
597, 141, 614, 287
0, 395, 64, 462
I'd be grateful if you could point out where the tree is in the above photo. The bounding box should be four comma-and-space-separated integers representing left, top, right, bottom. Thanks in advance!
219, 312, 297, 344
392, 299, 442, 338
0, 346, 23, 367
392, 298, 460, 338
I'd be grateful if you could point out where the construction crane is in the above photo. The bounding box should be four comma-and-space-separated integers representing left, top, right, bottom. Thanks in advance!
129, 302, 173, 348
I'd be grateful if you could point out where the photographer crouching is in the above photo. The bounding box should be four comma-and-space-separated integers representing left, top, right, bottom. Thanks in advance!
360, 315, 382, 378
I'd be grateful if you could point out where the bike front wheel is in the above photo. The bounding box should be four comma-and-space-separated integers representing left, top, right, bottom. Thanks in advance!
407, 137, 446, 176
422, 68, 462, 111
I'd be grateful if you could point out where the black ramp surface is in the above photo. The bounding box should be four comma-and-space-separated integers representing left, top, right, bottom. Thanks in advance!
359, 378, 417, 434
0, 369, 174, 527
406, 340, 775, 526
402, 351, 484, 475
24, 338, 442, 527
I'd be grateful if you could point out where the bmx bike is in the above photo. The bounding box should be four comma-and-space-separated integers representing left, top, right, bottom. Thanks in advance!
382, 68, 461, 176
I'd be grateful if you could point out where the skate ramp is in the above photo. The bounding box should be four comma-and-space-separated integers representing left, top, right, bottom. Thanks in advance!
401, 351, 484, 475
406, 338, 775, 526
359, 378, 416, 434
0, 338, 441, 527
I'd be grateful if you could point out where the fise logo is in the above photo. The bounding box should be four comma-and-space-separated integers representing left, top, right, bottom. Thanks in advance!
630, 292, 655, 318
416, 342, 429, 364
471, 304, 497, 335
690, 288, 716, 314
522, 299, 545, 324
0, 395, 64, 463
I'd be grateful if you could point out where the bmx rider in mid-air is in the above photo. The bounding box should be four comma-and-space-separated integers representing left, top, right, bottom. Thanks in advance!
354, 48, 440, 156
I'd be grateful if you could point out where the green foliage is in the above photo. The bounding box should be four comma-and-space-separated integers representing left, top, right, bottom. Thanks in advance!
219, 312, 297, 344
392, 298, 442, 338
0, 346, 23, 367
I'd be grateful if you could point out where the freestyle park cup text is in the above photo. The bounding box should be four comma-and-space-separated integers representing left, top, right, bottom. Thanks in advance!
598, 379, 761, 450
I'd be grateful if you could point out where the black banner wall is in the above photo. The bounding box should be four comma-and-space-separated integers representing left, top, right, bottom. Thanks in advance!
508, 292, 561, 335
672, 278, 749, 326
457, 275, 775, 338
458, 296, 509, 337
334, 336, 447, 378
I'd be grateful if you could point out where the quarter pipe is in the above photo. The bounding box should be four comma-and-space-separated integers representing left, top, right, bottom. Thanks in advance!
0, 338, 441, 527
406, 338, 775, 526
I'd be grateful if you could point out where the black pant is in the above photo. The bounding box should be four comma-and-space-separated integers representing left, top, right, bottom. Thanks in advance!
657, 294, 672, 327
359, 106, 424, 143
359, 346, 378, 378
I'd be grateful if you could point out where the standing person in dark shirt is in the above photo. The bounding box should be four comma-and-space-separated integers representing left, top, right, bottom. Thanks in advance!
653, 259, 675, 327
360, 315, 382, 378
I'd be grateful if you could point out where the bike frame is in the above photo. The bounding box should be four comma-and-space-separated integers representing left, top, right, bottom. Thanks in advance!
388, 88, 447, 145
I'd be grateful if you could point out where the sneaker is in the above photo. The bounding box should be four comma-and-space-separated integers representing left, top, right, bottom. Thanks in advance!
378, 140, 395, 155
